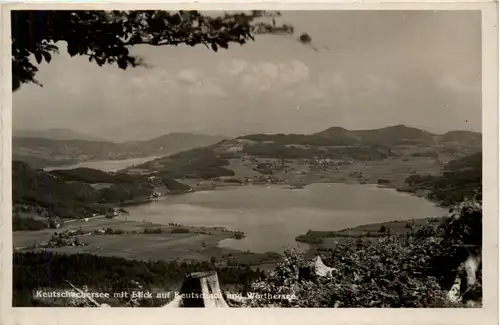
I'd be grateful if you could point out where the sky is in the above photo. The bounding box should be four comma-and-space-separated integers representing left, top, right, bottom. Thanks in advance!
13, 10, 482, 142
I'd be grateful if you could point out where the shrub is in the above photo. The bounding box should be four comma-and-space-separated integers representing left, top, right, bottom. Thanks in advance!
232, 231, 245, 240
144, 228, 163, 234
74, 227, 85, 236
12, 216, 47, 231
171, 228, 190, 234
244, 199, 482, 308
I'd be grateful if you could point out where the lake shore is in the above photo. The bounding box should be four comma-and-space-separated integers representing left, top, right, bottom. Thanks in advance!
179, 156, 446, 206
13, 215, 282, 267
296, 216, 447, 259
14, 155, 449, 269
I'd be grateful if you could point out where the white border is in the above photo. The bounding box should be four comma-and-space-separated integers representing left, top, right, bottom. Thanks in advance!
1, 2, 498, 325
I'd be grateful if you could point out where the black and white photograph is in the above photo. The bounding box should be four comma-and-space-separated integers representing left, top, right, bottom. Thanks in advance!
2, 4, 498, 318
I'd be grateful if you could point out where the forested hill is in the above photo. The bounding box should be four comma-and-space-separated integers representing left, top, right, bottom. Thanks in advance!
127, 125, 480, 181
12, 161, 191, 222
242, 125, 481, 147
402, 152, 482, 206
13, 133, 227, 168
13, 128, 110, 142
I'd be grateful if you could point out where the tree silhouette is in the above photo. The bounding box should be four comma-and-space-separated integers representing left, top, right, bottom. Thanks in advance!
11, 10, 299, 91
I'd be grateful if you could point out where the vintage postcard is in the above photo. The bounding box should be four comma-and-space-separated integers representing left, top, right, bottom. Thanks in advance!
0, 1, 498, 325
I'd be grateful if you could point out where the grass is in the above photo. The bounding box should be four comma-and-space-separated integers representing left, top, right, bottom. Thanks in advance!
296, 217, 445, 251
14, 216, 280, 266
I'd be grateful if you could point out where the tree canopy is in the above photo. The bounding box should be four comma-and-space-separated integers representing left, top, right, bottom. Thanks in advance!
11, 10, 302, 91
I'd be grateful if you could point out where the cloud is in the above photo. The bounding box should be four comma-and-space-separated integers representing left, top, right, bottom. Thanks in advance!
435, 75, 480, 92
177, 69, 204, 84
218, 59, 248, 76
236, 60, 311, 93
278, 60, 310, 84
187, 77, 227, 98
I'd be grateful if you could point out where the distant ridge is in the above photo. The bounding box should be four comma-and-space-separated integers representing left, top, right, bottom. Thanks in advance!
12, 132, 228, 168
13, 125, 481, 169
13, 128, 110, 142
238, 125, 481, 147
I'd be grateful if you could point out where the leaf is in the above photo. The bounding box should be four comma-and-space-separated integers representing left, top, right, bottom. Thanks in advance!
218, 41, 228, 49
34, 52, 42, 64
78, 45, 87, 55
211, 43, 218, 52
168, 14, 182, 25
42, 51, 52, 63
117, 58, 127, 70
95, 57, 106, 67
67, 42, 78, 57
151, 36, 160, 45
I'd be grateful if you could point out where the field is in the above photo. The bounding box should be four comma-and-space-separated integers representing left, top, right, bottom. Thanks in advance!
199, 156, 444, 191
14, 216, 281, 266
298, 217, 445, 259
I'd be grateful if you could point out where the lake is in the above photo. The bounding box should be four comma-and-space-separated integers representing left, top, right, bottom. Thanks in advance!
43, 156, 162, 173
125, 183, 448, 253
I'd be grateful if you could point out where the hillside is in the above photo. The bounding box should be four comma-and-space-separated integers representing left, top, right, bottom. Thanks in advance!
349, 125, 436, 145
122, 133, 227, 155
12, 133, 227, 168
313, 125, 436, 146
127, 125, 481, 183
13, 161, 103, 220
439, 130, 482, 146
401, 152, 482, 206
13, 128, 110, 142
12, 161, 192, 227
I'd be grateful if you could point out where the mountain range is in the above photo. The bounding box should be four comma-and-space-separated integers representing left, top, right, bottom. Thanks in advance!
12, 125, 481, 169
242, 125, 481, 147
124, 125, 481, 180
13, 128, 111, 142
13, 132, 227, 168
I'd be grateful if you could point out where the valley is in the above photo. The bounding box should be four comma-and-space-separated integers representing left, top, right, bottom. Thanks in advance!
12, 124, 483, 308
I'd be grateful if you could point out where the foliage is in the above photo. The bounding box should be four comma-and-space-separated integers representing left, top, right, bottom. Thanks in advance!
377, 178, 390, 185
171, 228, 190, 234
239, 133, 359, 146
232, 231, 246, 240
161, 177, 192, 193
12, 199, 482, 308
48, 230, 86, 247
143, 227, 163, 234
12, 10, 295, 90
12, 216, 48, 231
13, 251, 265, 307
245, 198, 482, 308
12, 161, 160, 219
133, 148, 235, 179
50, 168, 137, 184
101, 227, 125, 235
97, 182, 153, 203
404, 153, 482, 206
12, 161, 102, 218
241, 141, 391, 160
